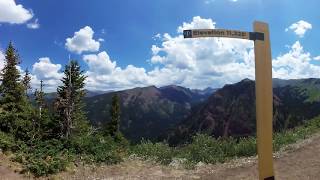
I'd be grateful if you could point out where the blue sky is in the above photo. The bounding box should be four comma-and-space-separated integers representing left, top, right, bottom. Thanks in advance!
0, 0, 319, 91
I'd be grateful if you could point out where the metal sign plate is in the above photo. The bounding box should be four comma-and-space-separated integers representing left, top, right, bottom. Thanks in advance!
183, 29, 250, 40
183, 29, 264, 41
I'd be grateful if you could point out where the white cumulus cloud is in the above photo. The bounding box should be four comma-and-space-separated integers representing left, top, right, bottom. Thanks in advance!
177, 16, 215, 33
0, 0, 33, 24
313, 56, 320, 61
272, 41, 320, 79
150, 16, 254, 88
27, 18, 40, 29
83, 51, 116, 75
26, 17, 320, 92
83, 51, 151, 91
31, 57, 63, 92
65, 26, 100, 54
285, 20, 312, 38
81, 16, 255, 91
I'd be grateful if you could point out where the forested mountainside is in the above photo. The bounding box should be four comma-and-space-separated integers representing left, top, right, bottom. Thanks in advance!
85, 85, 215, 141
84, 78, 320, 144
167, 78, 320, 145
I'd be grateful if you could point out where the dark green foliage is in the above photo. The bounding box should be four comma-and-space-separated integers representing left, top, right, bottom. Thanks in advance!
0, 47, 127, 176
0, 42, 34, 140
32, 80, 58, 139
132, 116, 320, 167
273, 115, 320, 151
8, 134, 126, 176
130, 139, 174, 164
0, 131, 15, 151
55, 60, 89, 139
13, 139, 73, 176
105, 94, 121, 137
68, 134, 124, 164
85, 86, 209, 142
34, 80, 45, 117
169, 79, 320, 145
22, 68, 31, 96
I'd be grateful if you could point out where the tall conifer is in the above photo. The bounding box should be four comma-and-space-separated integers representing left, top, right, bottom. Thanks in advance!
55, 60, 89, 139
0, 42, 33, 139
105, 94, 121, 137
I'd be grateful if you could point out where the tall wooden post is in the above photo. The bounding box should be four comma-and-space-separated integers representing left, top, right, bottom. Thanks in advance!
254, 21, 275, 180
183, 22, 275, 179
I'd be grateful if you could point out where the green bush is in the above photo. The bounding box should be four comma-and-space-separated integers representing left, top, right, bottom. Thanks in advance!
10, 134, 126, 176
273, 116, 320, 151
178, 135, 254, 165
234, 137, 256, 156
13, 139, 73, 176
68, 134, 123, 164
131, 116, 320, 168
179, 134, 226, 164
0, 131, 15, 151
131, 139, 174, 165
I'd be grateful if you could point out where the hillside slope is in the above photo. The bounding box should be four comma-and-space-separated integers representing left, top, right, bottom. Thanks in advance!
85, 85, 214, 141
168, 78, 320, 144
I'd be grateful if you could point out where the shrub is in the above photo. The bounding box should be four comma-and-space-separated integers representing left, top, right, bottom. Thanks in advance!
130, 115, 320, 168
68, 134, 123, 164
131, 139, 174, 165
13, 139, 73, 176
0, 131, 15, 151
179, 134, 225, 164
234, 137, 256, 156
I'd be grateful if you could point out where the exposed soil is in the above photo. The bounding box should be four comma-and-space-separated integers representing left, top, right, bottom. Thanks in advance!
0, 152, 26, 180
1, 134, 320, 180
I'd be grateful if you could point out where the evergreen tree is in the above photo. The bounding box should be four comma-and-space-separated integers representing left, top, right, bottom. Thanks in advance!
0, 42, 33, 140
22, 68, 31, 97
54, 60, 89, 139
32, 80, 57, 139
105, 94, 121, 137
34, 80, 45, 118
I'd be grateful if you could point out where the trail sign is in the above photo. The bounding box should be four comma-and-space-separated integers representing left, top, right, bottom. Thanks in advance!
183, 29, 264, 40
184, 22, 275, 180
183, 29, 264, 41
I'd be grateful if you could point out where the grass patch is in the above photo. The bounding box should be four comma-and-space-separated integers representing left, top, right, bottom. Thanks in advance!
132, 116, 320, 167
130, 139, 174, 164
0, 134, 128, 177
1, 116, 320, 176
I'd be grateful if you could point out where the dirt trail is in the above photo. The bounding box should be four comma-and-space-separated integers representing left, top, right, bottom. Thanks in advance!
0, 153, 25, 180
1, 134, 320, 180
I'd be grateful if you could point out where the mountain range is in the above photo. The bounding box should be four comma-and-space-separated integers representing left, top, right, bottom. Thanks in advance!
84, 85, 216, 141
167, 78, 320, 144
41, 78, 320, 144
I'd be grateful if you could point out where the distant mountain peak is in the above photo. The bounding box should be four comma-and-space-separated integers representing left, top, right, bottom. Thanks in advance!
240, 78, 252, 82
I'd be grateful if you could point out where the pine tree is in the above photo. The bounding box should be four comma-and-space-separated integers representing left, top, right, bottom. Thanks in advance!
0, 42, 33, 140
22, 68, 31, 97
105, 94, 121, 137
34, 80, 44, 118
54, 60, 89, 139
0, 42, 22, 105
33, 80, 56, 139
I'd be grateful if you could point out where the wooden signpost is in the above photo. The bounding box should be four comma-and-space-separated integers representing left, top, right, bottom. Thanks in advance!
184, 21, 274, 180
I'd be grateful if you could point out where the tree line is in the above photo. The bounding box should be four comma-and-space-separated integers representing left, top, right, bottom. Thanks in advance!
0, 42, 122, 142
